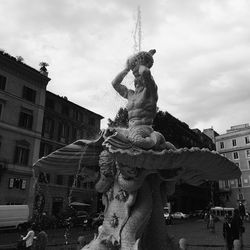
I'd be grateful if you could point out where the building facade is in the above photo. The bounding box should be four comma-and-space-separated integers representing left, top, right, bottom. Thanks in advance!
0, 52, 50, 208
215, 124, 250, 211
153, 110, 216, 212
0, 51, 104, 218
37, 91, 103, 216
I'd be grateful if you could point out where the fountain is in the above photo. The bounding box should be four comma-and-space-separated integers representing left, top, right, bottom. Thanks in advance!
34, 49, 241, 250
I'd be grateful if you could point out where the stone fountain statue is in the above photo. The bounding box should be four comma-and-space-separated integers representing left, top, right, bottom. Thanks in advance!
33, 49, 241, 250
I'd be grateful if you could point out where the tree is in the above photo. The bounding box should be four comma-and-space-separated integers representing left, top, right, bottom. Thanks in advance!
39, 62, 49, 73
16, 56, 24, 62
107, 107, 128, 128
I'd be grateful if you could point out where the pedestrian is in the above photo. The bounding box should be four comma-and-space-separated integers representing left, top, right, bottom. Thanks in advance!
239, 203, 246, 221
35, 227, 48, 250
223, 215, 233, 250
77, 236, 86, 250
231, 209, 243, 240
21, 224, 35, 249
208, 213, 215, 233
232, 208, 245, 249
204, 212, 209, 229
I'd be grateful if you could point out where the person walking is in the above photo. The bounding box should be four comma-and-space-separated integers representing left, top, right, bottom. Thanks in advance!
208, 213, 215, 233
231, 209, 244, 249
77, 236, 87, 250
35, 227, 48, 250
223, 215, 233, 250
21, 225, 35, 249
239, 203, 246, 221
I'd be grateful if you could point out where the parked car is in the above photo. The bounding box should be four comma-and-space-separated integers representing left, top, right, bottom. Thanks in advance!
172, 212, 190, 219
0, 205, 29, 230
68, 211, 89, 228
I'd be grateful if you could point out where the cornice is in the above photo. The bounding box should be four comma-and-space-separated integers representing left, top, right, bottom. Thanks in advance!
216, 130, 250, 141
0, 89, 45, 110
0, 121, 42, 139
46, 91, 104, 119
217, 145, 250, 154
0, 54, 50, 88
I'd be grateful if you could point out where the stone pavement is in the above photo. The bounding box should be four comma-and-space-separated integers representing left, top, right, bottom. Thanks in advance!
167, 218, 250, 249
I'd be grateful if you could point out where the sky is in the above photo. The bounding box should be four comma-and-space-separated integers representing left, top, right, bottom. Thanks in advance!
1, 0, 250, 135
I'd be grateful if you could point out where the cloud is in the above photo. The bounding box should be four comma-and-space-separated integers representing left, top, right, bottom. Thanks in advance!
1, 0, 250, 134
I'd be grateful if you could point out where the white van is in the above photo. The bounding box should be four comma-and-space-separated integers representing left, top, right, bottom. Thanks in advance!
210, 206, 235, 218
0, 205, 29, 229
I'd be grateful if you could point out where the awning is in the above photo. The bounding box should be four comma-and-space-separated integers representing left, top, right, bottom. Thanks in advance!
33, 135, 104, 176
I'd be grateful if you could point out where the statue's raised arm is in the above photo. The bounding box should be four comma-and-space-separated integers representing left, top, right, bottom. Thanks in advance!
111, 66, 131, 99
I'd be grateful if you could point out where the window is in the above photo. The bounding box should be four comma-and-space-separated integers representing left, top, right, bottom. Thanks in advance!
238, 193, 244, 201
220, 142, 224, 149
232, 139, 237, 147
22, 86, 36, 103
233, 152, 239, 160
72, 127, 77, 140
248, 161, 250, 169
45, 98, 55, 110
89, 117, 95, 126
62, 105, 69, 116
58, 123, 69, 142
76, 176, 81, 188
14, 146, 29, 165
0, 99, 6, 120
14, 141, 30, 165
73, 110, 80, 121
45, 173, 50, 183
0, 74, 6, 90
225, 180, 229, 188
21, 180, 27, 190
19, 108, 33, 129
43, 117, 54, 136
246, 149, 250, 158
0, 103, 3, 119
245, 136, 250, 144
38, 172, 50, 183
39, 142, 53, 157
237, 178, 242, 188
68, 175, 74, 187
8, 178, 26, 190
56, 175, 63, 185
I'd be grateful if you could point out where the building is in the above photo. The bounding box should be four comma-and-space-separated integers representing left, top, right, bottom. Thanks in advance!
153, 110, 216, 212
0, 51, 50, 208
215, 124, 250, 211
0, 50, 104, 218
203, 127, 219, 144
37, 91, 103, 216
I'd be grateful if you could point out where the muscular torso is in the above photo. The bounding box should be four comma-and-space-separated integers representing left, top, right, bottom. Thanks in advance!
127, 73, 158, 127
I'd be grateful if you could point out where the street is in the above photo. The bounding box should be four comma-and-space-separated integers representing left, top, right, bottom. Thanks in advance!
167, 218, 250, 248
1, 218, 250, 249
0, 227, 95, 249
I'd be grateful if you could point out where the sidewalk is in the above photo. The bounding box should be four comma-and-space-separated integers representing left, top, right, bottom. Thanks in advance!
167, 218, 250, 248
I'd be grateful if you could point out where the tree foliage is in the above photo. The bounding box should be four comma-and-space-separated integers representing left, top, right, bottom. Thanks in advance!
107, 107, 128, 128
108, 108, 214, 149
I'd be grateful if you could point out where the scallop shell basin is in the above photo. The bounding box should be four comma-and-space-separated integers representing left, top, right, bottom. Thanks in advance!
103, 130, 241, 185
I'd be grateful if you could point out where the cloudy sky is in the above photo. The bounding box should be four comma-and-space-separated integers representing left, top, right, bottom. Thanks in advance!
1, 0, 250, 134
